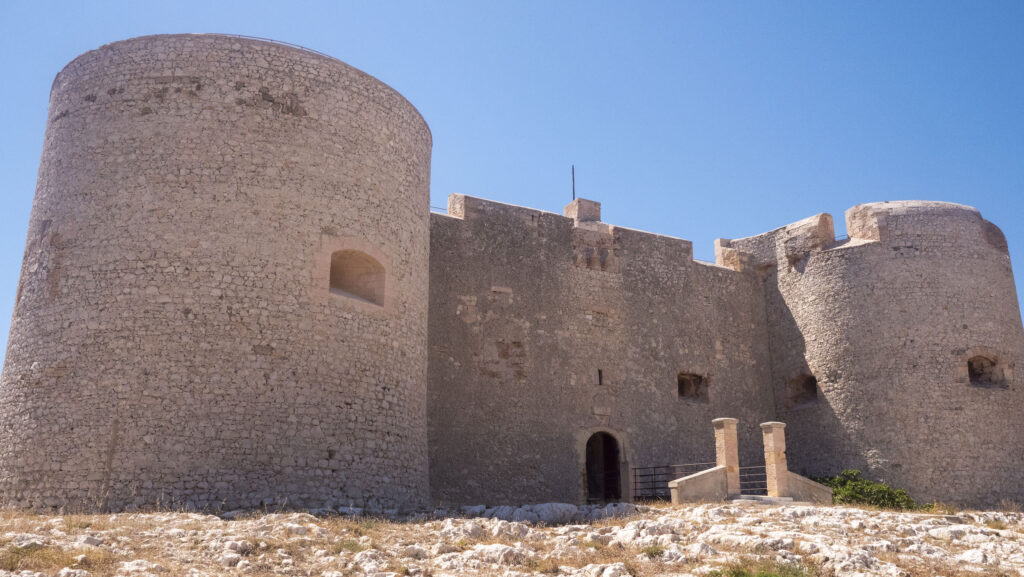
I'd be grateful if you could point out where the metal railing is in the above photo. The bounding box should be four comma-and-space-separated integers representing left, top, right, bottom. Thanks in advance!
630, 462, 716, 501
739, 465, 768, 496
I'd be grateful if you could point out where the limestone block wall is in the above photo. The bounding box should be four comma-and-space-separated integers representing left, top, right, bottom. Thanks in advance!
0, 34, 432, 511
428, 195, 776, 506
721, 201, 1024, 507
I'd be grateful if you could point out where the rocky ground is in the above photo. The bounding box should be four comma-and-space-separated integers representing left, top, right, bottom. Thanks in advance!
0, 501, 1021, 577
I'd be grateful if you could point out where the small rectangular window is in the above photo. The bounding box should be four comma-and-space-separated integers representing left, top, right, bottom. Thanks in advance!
598, 369, 603, 386
968, 356, 1007, 388
786, 374, 819, 408
678, 373, 708, 403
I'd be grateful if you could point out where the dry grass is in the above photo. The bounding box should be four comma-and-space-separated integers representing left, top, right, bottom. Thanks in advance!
328, 539, 367, 554
0, 544, 122, 575
707, 556, 831, 577
998, 499, 1022, 513
589, 510, 651, 529
889, 556, 1014, 577
520, 555, 562, 574
919, 502, 961, 515
542, 538, 690, 577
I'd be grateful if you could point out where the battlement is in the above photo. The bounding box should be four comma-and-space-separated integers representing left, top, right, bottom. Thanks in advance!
846, 200, 1008, 253
439, 194, 722, 267
716, 200, 1009, 272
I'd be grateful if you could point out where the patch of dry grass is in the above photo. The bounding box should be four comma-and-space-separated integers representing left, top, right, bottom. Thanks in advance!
521, 555, 562, 574
918, 502, 961, 515
891, 556, 1013, 577
998, 499, 1022, 514
986, 519, 1009, 530
327, 539, 366, 554
707, 556, 831, 577
322, 515, 399, 541
0, 544, 122, 575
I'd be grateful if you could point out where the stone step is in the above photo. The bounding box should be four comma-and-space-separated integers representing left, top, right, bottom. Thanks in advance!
735, 495, 793, 501
732, 495, 797, 505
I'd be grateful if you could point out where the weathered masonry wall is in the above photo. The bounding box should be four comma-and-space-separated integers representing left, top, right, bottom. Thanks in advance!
0, 34, 432, 511
428, 195, 777, 506
719, 201, 1024, 507
6, 32, 1024, 512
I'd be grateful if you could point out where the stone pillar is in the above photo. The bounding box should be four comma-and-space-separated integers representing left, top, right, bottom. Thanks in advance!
712, 418, 740, 497
563, 198, 601, 222
761, 422, 789, 498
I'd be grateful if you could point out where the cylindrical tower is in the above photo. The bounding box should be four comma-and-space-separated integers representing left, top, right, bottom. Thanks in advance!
772, 201, 1024, 506
0, 34, 431, 511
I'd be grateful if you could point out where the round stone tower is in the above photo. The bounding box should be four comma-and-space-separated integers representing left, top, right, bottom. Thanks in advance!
0, 34, 431, 511
773, 201, 1024, 506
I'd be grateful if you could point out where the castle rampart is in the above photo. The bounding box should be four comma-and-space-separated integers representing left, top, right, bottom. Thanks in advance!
428, 194, 776, 505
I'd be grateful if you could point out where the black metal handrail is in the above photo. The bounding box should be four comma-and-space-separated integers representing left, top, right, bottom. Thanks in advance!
739, 465, 768, 496
631, 462, 716, 501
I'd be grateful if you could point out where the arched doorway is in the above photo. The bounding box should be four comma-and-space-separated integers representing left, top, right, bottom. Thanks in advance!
585, 432, 621, 503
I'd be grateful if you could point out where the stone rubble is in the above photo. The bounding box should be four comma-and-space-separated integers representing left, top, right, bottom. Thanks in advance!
0, 502, 1020, 576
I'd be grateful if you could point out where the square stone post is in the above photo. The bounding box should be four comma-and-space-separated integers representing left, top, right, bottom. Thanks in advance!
712, 418, 740, 497
563, 198, 601, 222
761, 422, 789, 498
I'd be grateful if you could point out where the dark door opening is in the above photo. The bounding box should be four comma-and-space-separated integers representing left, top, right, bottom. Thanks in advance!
586, 432, 621, 503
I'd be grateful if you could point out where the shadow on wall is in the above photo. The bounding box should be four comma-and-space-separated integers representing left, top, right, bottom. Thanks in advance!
765, 272, 871, 482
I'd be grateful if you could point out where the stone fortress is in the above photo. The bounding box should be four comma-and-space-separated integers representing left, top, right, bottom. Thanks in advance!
1, 34, 1022, 512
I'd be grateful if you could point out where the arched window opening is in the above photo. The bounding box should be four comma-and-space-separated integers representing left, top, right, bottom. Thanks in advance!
787, 374, 819, 408
968, 356, 1005, 388
329, 250, 385, 306
677, 373, 709, 403
585, 432, 621, 503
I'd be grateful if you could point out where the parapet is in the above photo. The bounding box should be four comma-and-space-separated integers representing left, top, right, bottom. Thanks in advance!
440, 193, 699, 264
846, 200, 1008, 253
716, 200, 1009, 272
715, 213, 834, 272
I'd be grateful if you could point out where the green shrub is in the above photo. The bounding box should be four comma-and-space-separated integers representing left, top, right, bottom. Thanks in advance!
812, 470, 917, 510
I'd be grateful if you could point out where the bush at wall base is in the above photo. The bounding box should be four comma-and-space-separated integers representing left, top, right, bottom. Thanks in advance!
811, 470, 918, 510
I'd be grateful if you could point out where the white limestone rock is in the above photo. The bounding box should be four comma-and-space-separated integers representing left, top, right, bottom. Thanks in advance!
118, 559, 166, 573
956, 548, 988, 564
402, 545, 428, 559
218, 552, 242, 567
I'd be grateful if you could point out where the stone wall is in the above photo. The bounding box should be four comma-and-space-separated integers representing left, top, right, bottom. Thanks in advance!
427, 195, 777, 506
720, 201, 1024, 507
0, 34, 432, 511
6, 32, 1023, 512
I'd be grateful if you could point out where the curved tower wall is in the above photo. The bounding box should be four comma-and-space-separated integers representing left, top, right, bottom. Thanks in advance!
723, 201, 1024, 506
0, 35, 431, 511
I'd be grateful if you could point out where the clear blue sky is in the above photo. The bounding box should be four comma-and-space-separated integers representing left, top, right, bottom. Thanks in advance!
2, 1, 1023, 362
